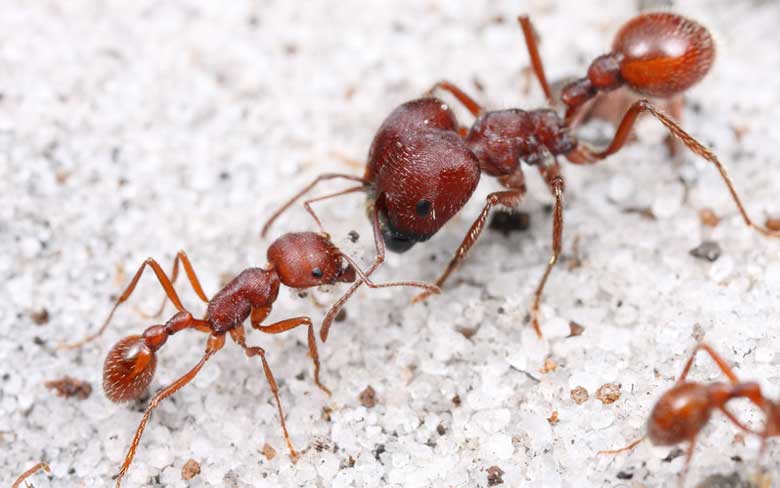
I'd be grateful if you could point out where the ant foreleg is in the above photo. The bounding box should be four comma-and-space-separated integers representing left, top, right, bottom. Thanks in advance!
517, 15, 554, 105
572, 99, 780, 237
427, 80, 484, 117
114, 334, 225, 487
261, 173, 368, 238
598, 435, 646, 456
302, 185, 366, 234
230, 326, 299, 462
58, 257, 187, 350
411, 188, 526, 304
251, 316, 330, 396
320, 201, 386, 342
11, 462, 50, 488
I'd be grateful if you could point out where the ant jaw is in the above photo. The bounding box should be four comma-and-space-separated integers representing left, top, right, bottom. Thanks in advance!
337, 263, 357, 283
103, 335, 157, 403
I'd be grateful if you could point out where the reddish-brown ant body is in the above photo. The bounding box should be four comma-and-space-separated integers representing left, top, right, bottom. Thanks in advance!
59, 231, 436, 486
601, 343, 780, 482
262, 12, 779, 339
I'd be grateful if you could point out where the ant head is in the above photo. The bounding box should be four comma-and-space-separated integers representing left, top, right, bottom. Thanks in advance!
612, 12, 714, 97
267, 232, 356, 288
647, 382, 712, 445
103, 335, 157, 402
372, 136, 480, 253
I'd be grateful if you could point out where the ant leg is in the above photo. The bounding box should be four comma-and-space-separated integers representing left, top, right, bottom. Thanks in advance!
261, 173, 368, 238
230, 326, 299, 462
58, 258, 188, 350
302, 184, 366, 234
251, 316, 331, 396
427, 80, 484, 117
530, 174, 565, 337
114, 334, 225, 487
11, 462, 50, 488
517, 15, 554, 105
412, 187, 526, 304
571, 99, 780, 237
319, 201, 387, 342
145, 250, 210, 320
678, 436, 698, 485
338, 252, 440, 293
718, 405, 763, 436
597, 435, 646, 455
676, 342, 738, 384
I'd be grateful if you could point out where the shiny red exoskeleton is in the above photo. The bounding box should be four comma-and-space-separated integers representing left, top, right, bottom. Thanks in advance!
262, 12, 779, 340
601, 343, 780, 482
558, 12, 715, 124
59, 231, 436, 487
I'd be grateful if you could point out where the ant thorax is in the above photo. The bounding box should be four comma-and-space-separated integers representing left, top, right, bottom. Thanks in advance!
465, 108, 575, 176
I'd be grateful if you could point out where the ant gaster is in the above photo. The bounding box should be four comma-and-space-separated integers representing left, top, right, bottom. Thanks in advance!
262, 12, 779, 339
59, 231, 436, 486
600, 342, 779, 482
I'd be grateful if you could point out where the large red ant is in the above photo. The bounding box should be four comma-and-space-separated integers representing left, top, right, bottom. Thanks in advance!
59, 231, 436, 486
600, 342, 779, 483
261, 12, 780, 339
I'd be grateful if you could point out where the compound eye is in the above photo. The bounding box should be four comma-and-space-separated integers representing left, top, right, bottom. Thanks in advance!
415, 199, 432, 217
311, 267, 323, 279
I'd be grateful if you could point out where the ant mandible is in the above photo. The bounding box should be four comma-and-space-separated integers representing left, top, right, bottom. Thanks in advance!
262, 12, 779, 339
600, 342, 778, 482
59, 231, 436, 486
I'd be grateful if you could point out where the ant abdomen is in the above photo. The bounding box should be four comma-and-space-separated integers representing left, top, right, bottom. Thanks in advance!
103, 335, 157, 402
612, 12, 715, 98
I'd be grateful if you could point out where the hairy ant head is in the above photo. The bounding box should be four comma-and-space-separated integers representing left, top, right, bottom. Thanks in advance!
103, 335, 157, 402
267, 232, 356, 288
365, 98, 481, 253
647, 382, 712, 446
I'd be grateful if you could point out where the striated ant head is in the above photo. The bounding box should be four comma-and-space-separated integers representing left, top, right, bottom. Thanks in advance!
267, 232, 356, 288
366, 98, 481, 253
103, 335, 158, 402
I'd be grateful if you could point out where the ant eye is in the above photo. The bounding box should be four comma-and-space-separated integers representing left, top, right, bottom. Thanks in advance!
311, 267, 323, 278
415, 199, 432, 217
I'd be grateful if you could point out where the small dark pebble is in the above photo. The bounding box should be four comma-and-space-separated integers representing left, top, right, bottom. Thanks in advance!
334, 308, 348, 322
31, 308, 50, 325
436, 424, 446, 435
690, 241, 721, 262
662, 447, 684, 463
373, 443, 386, 462
487, 466, 504, 486
359, 385, 377, 408
616, 471, 633, 480
489, 210, 530, 235
347, 230, 360, 243
452, 394, 461, 407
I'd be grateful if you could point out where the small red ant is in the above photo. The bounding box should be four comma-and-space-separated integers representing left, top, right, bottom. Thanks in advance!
262, 12, 779, 339
11, 462, 50, 488
600, 342, 778, 482
59, 231, 436, 486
